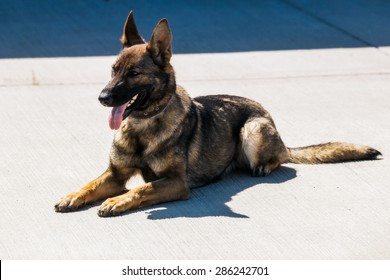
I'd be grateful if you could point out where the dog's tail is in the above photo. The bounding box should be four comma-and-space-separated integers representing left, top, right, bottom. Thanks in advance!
287, 142, 382, 164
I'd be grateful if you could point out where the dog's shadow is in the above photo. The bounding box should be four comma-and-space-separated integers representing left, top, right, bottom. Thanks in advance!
137, 166, 296, 220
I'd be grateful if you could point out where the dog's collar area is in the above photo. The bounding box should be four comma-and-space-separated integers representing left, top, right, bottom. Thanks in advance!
129, 92, 173, 119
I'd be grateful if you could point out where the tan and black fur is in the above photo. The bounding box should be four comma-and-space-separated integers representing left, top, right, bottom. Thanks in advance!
55, 11, 382, 217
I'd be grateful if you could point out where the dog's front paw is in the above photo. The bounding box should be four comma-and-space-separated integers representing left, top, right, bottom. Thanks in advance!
54, 192, 86, 212
97, 195, 134, 217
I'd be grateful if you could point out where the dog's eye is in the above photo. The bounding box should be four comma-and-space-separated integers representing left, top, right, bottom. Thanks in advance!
127, 70, 140, 77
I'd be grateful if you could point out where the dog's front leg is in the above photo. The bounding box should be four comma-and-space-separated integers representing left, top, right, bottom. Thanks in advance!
55, 167, 134, 212
97, 177, 191, 217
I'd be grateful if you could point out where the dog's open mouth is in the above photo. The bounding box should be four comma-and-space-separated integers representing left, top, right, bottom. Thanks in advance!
109, 90, 147, 130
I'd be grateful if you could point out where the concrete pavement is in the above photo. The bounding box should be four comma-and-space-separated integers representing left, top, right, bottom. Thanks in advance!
0, 1, 390, 259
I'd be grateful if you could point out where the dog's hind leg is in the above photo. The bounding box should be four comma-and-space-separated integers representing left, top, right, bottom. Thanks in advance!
240, 117, 289, 177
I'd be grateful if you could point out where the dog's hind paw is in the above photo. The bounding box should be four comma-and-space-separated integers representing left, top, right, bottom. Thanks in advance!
251, 160, 281, 177
252, 166, 265, 177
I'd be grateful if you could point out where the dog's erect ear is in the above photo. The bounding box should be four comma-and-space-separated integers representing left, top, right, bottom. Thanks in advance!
121, 11, 145, 48
147, 19, 172, 66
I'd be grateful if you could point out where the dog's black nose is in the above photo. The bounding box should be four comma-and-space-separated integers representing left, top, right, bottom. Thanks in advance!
98, 90, 113, 106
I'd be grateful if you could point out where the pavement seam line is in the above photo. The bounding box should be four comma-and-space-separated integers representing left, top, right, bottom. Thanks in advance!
1, 72, 390, 88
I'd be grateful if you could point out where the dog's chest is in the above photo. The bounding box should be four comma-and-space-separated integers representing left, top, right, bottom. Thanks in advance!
111, 126, 171, 173
112, 129, 146, 161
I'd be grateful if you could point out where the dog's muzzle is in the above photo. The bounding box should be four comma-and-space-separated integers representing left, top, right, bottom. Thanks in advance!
98, 89, 113, 107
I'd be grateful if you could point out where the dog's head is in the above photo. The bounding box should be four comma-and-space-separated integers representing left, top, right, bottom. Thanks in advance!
99, 11, 175, 130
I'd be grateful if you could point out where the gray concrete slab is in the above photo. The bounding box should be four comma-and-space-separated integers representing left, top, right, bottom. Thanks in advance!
379, 47, 390, 56
2, 47, 390, 87
0, 48, 390, 259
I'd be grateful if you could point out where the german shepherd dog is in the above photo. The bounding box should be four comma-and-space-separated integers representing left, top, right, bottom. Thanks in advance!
55, 11, 382, 217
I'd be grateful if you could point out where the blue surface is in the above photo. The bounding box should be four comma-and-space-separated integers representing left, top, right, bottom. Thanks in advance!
1, 0, 390, 58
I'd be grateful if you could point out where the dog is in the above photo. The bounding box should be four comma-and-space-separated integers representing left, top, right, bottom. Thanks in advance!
55, 11, 382, 217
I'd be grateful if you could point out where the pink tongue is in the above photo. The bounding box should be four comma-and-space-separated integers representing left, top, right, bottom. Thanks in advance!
109, 104, 127, 130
